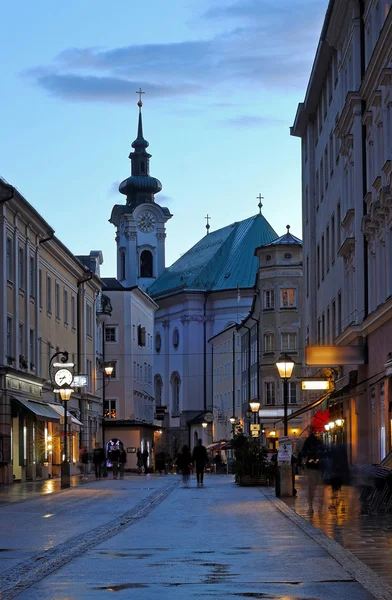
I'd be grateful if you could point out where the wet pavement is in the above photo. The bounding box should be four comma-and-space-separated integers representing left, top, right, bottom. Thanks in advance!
284, 475, 392, 588
1, 475, 381, 600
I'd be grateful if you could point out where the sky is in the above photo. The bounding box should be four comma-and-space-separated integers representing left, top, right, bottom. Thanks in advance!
1, 0, 327, 277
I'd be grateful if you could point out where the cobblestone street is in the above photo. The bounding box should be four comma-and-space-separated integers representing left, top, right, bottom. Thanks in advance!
1, 474, 391, 599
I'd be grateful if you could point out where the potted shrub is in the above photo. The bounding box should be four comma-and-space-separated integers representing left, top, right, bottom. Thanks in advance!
232, 434, 274, 486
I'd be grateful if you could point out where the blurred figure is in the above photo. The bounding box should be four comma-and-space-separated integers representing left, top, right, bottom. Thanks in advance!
328, 443, 349, 508
192, 439, 208, 487
177, 445, 192, 487
136, 448, 143, 474
296, 450, 303, 475
302, 429, 324, 514
142, 447, 149, 474
155, 451, 166, 475
110, 444, 120, 479
80, 445, 89, 480
119, 447, 127, 479
93, 443, 105, 480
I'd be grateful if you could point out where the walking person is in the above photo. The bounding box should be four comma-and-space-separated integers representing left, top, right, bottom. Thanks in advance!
119, 447, 127, 479
177, 444, 193, 487
93, 444, 105, 480
192, 439, 208, 487
80, 445, 89, 481
110, 444, 120, 479
302, 429, 324, 514
328, 442, 349, 508
142, 447, 149, 474
136, 448, 143, 474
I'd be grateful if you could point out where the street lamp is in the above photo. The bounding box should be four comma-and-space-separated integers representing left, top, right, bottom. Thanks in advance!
202, 422, 208, 429
249, 400, 260, 426
104, 363, 114, 377
276, 354, 295, 437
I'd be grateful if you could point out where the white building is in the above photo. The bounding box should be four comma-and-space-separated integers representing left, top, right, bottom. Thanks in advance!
291, 0, 392, 463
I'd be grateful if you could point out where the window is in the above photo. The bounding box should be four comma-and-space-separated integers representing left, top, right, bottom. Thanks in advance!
333, 50, 338, 87
6, 317, 12, 357
133, 325, 136, 341
171, 373, 180, 415
110, 361, 117, 380
337, 292, 342, 334
155, 376, 163, 406
29, 256, 35, 297
326, 307, 330, 345
320, 159, 324, 198
155, 333, 161, 353
63, 289, 68, 324
316, 170, 319, 207
172, 328, 179, 349
263, 290, 275, 309
265, 382, 276, 405
236, 388, 240, 407
86, 304, 92, 337
39, 269, 42, 308
18, 247, 24, 289
137, 325, 146, 347
46, 275, 52, 313
263, 333, 274, 353
104, 399, 117, 419
321, 234, 325, 280
326, 226, 330, 272
329, 133, 334, 174
331, 214, 335, 262
6, 237, 12, 281
317, 244, 320, 287
120, 250, 126, 281
324, 147, 328, 189
30, 329, 35, 367
87, 359, 92, 392
71, 295, 76, 328
140, 250, 153, 278
288, 382, 297, 404
105, 326, 117, 342
55, 282, 60, 319
332, 299, 336, 340
281, 332, 297, 352
280, 288, 296, 308
19, 322, 24, 354
306, 255, 309, 297
337, 202, 341, 249
328, 63, 333, 103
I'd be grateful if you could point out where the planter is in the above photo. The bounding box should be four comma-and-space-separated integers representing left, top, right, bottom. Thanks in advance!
236, 474, 270, 487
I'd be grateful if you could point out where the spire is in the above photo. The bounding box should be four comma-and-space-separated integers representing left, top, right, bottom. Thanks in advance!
257, 193, 264, 214
118, 89, 162, 207
205, 214, 211, 235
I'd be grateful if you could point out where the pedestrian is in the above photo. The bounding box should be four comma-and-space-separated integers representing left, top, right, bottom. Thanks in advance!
93, 443, 105, 480
80, 445, 89, 480
155, 451, 166, 475
119, 447, 127, 479
192, 439, 208, 487
136, 448, 143, 474
328, 443, 349, 508
177, 444, 193, 487
142, 447, 149, 474
110, 444, 120, 479
302, 429, 324, 514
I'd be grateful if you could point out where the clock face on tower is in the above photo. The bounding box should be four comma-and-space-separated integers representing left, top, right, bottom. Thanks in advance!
137, 211, 156, 233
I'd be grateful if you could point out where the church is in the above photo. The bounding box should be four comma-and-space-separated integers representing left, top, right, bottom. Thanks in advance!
103, 96, 282, 461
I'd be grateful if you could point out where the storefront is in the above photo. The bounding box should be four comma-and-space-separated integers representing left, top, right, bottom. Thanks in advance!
48, 404, 83, 476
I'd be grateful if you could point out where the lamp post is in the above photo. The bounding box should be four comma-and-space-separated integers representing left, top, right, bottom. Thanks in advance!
229, 415, 236, 435
249, 401, 260, 424
101, 362, 114, 476
276, 354, 295, 437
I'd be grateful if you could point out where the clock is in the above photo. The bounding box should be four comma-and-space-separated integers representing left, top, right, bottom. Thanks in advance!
137, 211, 156, 233
54, 368, 73, 387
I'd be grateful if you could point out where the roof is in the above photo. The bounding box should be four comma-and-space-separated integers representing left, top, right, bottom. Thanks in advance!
262, 225, 302, 247
102, 278, 126, 291
148, 214, 278, 300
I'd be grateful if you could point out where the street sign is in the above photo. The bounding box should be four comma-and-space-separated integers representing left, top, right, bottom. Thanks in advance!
204, 412, 213, 423
250, 424, 260, 432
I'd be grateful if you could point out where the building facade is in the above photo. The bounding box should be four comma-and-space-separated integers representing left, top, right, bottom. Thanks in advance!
0, 180, 103, 484
291, 0, 392, 463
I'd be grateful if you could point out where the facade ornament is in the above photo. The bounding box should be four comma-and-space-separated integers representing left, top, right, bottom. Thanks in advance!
156, 232, 166, 240
180, 314, 215, 323
161, 319, 170, 329
125, 231, 137, 241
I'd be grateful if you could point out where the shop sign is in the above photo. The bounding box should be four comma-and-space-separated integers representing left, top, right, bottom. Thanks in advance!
250, 424, 260, 431
277, 437, 292, 465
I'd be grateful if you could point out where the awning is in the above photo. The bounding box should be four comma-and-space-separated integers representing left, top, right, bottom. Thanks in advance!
48, 404, 83, 427
286, 393, 330, 422
311, 408, 330, 432
12, 397, 60, 422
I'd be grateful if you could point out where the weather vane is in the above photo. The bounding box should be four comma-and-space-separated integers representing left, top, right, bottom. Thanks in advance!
205, 214, 211, 235
257, 193, 264, 214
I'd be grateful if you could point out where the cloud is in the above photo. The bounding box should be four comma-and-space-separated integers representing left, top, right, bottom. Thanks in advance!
25, 1, 325, 103
222, 115, 288, 127
108, 181, 121, 196
157, 194, 173, 204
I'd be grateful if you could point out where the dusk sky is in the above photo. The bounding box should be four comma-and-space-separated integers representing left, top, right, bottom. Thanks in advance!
1, 0, 327, 277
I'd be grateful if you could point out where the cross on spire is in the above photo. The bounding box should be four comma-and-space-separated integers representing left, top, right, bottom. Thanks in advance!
257, 193, 264, 214
136, 87, 145, 107
205, 214, 211, 235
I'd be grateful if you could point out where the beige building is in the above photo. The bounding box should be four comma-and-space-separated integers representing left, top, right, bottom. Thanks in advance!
0, 179, 103, 484
100, 280, 158, 471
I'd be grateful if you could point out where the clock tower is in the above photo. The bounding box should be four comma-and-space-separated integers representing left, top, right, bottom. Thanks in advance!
110, 92, 172, 291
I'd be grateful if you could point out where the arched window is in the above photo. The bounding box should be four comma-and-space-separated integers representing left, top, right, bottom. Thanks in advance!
155, 332, 162, 353
170, 372, 181, 415
120, 249, 126, 280
140, 161, 145, 173
140, 250, 153, 278
154, 375, 163, 406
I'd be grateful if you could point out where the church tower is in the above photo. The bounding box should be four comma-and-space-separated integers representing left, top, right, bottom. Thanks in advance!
110, 91, 172, 291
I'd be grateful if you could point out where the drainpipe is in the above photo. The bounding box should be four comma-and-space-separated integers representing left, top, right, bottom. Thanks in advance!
359, 0, 368, 319
232, 330, 236, 419
38, 229, 55, 246
203, 293, 209, 412
77, 270, 93, 449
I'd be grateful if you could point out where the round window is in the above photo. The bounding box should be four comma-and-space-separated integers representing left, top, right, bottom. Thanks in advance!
173, 328, 179, 350
265, 254, 272, 261
284, 253, 292, 260
155, 333, 162, 354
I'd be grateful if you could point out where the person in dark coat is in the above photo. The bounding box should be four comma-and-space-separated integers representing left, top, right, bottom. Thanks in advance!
118, 447, 127, 479
110, 445, 120, 479
302, 430, 325, 514
142, 448, 149, 474
136, 448, 143, 474
92, 444, 105, 480
177, 445, 193, 487
192, 439, 208, 487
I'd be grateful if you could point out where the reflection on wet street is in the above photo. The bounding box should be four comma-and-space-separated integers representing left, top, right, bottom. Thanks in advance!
0, 473, 106, 504
284, 475, 392, 586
